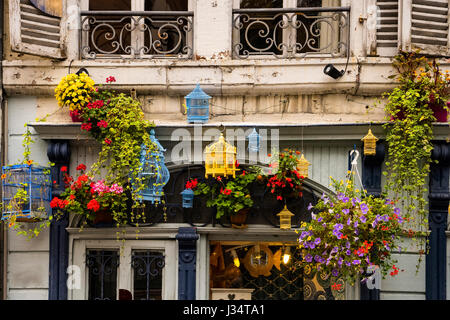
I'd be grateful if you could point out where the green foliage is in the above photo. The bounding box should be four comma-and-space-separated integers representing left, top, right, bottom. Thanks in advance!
193, 167, 259, 219
77, 81, 157, 227
382, 50, 450, 266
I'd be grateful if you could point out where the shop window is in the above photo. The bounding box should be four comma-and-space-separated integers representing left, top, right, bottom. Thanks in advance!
210, 242, 345, 300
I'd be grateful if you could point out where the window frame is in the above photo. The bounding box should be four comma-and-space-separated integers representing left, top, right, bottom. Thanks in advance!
70, 239, 177, 300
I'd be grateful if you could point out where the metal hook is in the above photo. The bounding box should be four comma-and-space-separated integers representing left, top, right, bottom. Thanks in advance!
350, 149, 359, 165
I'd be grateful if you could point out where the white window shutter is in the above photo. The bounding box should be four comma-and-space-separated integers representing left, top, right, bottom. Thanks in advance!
403, 0, 450, 56
374, 0, 400, 56
9, 0, 66, 59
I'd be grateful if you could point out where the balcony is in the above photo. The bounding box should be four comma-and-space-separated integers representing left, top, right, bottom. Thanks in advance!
232, 6, 350, 59
80, 10, 194, 59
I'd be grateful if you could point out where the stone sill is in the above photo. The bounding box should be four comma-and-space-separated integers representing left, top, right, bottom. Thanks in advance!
28, 122, 450, 141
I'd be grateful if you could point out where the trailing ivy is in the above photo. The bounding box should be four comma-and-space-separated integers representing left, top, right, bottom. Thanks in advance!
382, 51, 449, 269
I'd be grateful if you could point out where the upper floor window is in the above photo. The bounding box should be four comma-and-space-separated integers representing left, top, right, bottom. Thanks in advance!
80, 0, 193, 59
232, 0, 349, 59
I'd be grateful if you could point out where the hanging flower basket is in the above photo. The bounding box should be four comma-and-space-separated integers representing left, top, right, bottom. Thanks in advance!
297, 177, 404, 283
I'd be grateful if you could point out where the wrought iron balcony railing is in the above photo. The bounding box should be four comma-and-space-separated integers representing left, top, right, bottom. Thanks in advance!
80, 11, 193, 59
232, 6, 350, 59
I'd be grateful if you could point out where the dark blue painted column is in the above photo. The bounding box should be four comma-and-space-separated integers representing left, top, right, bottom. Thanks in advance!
426, 142, 450, 300
360, 142, 385, 300
47, 140, 71, 300
176, 227, 199, 300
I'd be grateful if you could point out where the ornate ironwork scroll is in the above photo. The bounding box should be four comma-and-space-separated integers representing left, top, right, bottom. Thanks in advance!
232, 7, 349, 59
80, 11, 193, 59
131, 251, 165, 300
86, 250, 120, 300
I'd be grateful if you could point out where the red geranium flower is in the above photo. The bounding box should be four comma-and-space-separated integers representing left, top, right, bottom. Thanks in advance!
106, 76, 116, 83
105, 138, 112, 145
87, 199, 101, 212
61, 166, 68, 172
76, 164, 87, 171
97, 120, 108, 128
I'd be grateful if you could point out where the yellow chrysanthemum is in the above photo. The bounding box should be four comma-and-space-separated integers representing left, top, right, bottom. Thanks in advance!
55, 72, 95, 112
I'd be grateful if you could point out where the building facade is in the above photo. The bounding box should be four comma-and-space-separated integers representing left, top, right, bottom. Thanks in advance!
1, 0, 450, 300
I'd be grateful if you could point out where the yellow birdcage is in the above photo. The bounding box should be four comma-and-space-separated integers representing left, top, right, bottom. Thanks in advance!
204, 133, 238, 178
277, 205, 295, 230
361, 129, 378, 156
296, 154, 310, 178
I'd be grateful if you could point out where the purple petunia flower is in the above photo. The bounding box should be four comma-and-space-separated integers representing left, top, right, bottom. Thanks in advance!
332, 269, 339, 277
360, 215, 367, 223
337, 193, 344, 201
314, 238, 321, 245
335, 214, 341, 219
338, 257, 343, 266
342, 208, 350, 215
308, 203, 314, 211
305, 254, 313, 263
394, 207, 400, 215
318, 217, 323, 222
345, 249, 351, 256
342, 197, 349, 203
352, 260, 361, 265
347, 217, 352, 226
360, 203, 369, 215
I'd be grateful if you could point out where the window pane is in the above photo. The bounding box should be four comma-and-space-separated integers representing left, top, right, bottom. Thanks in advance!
296, 0, 343, 55
145, 0, 188, 11
240, 0, 282, 8
237, 0, 283, 56
86, 0, 132, 56
296, 0, 322, 7
132, 251, 165, 300
89, 0, 131, 10
86, 250, 119, 300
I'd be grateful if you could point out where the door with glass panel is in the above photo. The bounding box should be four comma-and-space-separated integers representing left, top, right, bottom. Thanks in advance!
71, 240, 177, 300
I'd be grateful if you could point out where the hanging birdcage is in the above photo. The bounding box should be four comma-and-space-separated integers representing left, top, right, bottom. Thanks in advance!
180, 188, 194, 208
361, 129, 378, 156
277, 205, 295, 230
2, 164, 52, 222
204, 133, 238, 178
138, 130, 170, 204
247, 128, 261, 153
185, 84, 211, 123
296, 154, 311, 178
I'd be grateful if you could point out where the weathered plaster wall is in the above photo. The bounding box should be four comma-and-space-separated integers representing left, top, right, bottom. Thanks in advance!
6, 96, 50, 300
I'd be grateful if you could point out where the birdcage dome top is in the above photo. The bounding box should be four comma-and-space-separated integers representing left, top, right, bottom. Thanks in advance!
185, 84, 212, 99
205, 134, 236, 153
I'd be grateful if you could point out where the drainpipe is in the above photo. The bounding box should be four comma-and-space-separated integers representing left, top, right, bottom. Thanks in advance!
0, 0, 6, 300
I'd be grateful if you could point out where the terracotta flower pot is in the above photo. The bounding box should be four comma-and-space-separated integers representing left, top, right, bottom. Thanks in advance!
230, 208, 250, 229
92, 210, 113, 226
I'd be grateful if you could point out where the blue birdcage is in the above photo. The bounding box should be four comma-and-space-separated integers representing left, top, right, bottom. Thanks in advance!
138, 130, 170, 204
180, 188, 194, 208
2, 164, 52, 222
185, 84, 211, 123
247, 128, 261, 152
